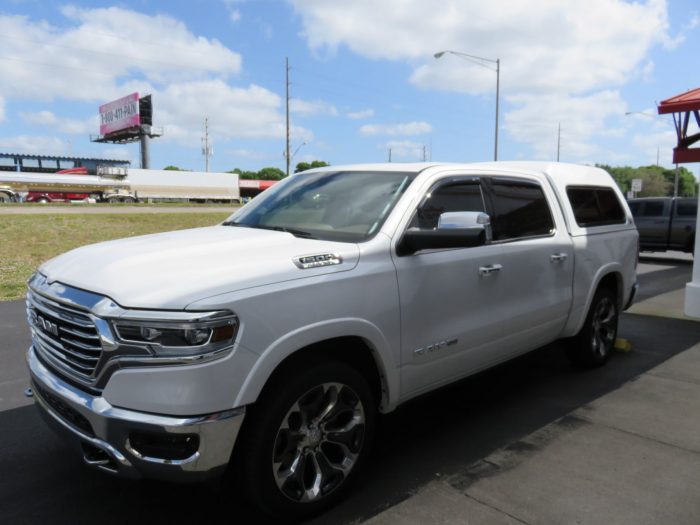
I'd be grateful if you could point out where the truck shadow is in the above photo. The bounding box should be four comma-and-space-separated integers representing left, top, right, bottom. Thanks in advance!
1, 314, 698, 525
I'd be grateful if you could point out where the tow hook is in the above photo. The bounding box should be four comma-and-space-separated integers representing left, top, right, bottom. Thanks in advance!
24, 387, 34, 398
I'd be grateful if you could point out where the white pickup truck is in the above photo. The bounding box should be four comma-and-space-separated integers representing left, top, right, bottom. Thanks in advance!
25, 162, 638, 518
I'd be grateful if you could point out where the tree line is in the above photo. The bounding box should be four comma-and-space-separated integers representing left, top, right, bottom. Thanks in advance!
163, 161, 329, 179
598, 164, 698, 197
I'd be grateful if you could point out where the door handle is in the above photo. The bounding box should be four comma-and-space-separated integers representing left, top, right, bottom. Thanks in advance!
479, 264, 503, 276
550, 253, 568, 263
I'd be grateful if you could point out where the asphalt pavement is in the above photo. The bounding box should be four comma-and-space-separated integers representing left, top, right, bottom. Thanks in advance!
0, 256, 697, 524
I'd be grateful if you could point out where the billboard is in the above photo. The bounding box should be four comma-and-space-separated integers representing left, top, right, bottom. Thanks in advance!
99, 93, 140, 135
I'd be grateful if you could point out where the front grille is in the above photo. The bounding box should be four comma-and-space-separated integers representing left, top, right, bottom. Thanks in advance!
27, 290, 103, 381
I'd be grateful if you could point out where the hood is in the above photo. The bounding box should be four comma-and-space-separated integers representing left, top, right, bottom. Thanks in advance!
40, 225, 360, 310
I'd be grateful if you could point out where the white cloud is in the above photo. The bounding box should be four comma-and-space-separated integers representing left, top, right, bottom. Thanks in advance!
0, 135, 71, 155
383, 140, 426, 160
0, 8, 241, 103
503, 90, 627, 160
289, 0, 672, 160
290, 99, 339, 117
0, 96, 5, 122
20, 111, 96, 134
291, 0, 669, 96
347, 108, 374, 120
156, 80, 313, 145
101, 148, 133, 161
360, 121, 432, 136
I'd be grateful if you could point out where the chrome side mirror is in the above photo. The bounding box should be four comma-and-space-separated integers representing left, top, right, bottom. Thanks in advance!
437, 211, 492, 243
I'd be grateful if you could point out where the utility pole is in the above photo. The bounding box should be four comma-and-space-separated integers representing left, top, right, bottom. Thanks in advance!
556, 122, 561, 162
388, 148, 392, 162
656, 146, 660, 167
422, 145, 427, 162
285, 57, 291, 177
494, 58, 500, 161
674, 163, 680, 197
202, 117, 212, 172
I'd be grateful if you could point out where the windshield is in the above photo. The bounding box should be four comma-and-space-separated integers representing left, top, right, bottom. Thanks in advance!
223, 170, 416, 242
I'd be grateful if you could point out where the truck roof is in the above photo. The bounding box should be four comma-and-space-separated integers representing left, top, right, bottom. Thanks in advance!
303, 161, 614, 187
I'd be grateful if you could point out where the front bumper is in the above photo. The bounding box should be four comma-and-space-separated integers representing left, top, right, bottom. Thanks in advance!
27, 345, 245, 482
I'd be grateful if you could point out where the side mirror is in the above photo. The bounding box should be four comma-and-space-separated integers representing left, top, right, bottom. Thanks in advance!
397, 211, 491, 256
438, 211, 492, 242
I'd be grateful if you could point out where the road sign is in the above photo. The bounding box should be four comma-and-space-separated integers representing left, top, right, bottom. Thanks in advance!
631, 178, 643, 192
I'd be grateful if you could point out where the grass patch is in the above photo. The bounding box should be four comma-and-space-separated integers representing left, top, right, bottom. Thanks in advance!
0, 212, 230, 301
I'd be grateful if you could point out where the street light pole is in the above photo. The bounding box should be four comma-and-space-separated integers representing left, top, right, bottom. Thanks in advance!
434, 50, 500, 161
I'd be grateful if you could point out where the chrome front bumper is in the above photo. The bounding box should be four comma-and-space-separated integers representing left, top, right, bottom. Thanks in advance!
27, 345, 245, 482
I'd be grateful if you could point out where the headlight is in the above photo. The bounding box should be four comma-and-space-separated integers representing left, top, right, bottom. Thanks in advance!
113, 313, 238, 358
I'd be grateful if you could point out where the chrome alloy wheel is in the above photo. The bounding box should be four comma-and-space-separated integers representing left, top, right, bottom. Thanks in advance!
272, 382, 366, 503
591, 296, 616, 357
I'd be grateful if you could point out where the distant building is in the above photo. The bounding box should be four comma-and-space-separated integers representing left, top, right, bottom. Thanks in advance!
0, 153, 130, 175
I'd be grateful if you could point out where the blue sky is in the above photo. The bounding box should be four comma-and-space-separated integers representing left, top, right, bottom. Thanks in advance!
0, 0, 699, 176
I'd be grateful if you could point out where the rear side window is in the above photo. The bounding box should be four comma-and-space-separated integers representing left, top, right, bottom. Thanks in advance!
488, 180, 554, 241
567, 187, 626, 227
676, 201, 697, 217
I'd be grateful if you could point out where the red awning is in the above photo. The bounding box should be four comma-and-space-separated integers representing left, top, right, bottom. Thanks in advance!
658, 87, 700, 114
657, 87, 700, 164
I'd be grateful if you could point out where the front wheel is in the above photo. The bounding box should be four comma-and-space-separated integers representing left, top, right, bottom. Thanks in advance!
235, 361, 376, 519
567, 287, 618, 368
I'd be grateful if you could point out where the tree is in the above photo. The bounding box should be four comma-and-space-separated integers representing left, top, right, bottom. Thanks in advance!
295, 160, 330, 173
164, 165, 187, 171
226, 167, 284, 180
598, 164, 697, 197
257, 167, 286, 180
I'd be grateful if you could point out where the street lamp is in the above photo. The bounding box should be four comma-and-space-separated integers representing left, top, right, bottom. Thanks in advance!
624, 111, 679, 196
434, 50, 500, 161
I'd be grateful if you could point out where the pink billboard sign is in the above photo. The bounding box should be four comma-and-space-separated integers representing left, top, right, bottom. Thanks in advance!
99, 92, 140, 135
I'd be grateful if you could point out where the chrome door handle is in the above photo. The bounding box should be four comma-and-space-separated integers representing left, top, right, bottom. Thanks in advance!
479, 264, 503, 276
550, 253, 568, 263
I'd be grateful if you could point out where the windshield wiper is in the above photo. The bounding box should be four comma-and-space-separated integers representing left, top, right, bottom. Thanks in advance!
222, 221, 317, 239
256, 225, 318, 239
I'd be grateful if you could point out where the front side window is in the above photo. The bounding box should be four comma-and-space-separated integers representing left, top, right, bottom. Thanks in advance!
641, 201, 665, 217
488, 180, 554, 240
224, 170, 416, 242
409, 181, 485, 230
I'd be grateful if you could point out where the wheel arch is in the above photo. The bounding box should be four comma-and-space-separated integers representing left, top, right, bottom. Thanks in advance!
234, 319, 399, 413
565, 265, 625, 337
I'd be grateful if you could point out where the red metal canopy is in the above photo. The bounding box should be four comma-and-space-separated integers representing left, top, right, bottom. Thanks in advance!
657, 87, 700, 163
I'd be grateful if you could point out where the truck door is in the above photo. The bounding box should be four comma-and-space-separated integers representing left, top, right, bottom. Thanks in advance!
392, 175, 572, 398
635, 199, 670, 249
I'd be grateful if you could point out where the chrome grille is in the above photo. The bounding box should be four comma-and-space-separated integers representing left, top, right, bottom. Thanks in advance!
27, 290, 102, 380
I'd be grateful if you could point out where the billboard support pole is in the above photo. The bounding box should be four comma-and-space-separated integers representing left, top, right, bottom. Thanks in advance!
140, 132, 150, 169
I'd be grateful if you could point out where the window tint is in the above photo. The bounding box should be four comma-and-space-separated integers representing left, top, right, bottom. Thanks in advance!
567, 187, 626, 227
676, 201, 697, 217
641, 201, 665, 217
489, 180, 554, 240
410, 182, 484, 230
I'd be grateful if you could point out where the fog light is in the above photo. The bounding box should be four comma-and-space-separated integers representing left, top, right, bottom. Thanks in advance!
129, 432, 199, 461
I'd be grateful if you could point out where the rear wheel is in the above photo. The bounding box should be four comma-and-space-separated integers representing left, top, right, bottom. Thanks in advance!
235, 361, 376, 519
567, 287, 618, 368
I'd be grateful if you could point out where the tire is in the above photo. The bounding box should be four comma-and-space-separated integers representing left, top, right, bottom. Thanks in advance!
37, 198, 49, 204
108, 197, 119, 203
567, 287, 618, 368
235, 361, 376, 519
